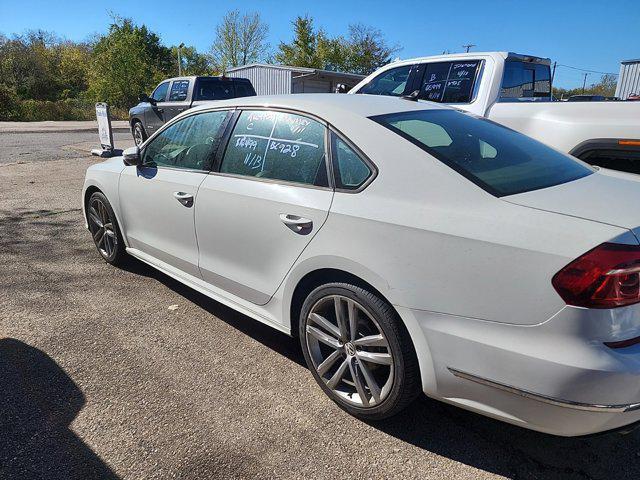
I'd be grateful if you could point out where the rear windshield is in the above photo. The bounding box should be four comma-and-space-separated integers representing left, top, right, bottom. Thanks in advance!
371, 109, 592, 197
500, 61, 551, 101
194, 78, 256, 100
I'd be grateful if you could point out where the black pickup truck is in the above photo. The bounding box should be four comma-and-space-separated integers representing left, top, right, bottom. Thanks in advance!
129, 76, 256, 146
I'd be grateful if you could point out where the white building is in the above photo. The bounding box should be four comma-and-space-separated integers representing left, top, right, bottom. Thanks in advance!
615, 59, 640, 100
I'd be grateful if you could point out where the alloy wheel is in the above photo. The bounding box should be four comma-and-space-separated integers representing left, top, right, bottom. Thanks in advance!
133, 125, 144, 146
88, 198, 117, 259
305, 295, 395, 407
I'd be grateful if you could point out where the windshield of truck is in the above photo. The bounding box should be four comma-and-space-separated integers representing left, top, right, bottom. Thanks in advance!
500, 61, 551, 100
371, 109, 592, 196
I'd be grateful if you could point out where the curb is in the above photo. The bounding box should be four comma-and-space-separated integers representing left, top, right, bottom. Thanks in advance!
1, 126, 131, 134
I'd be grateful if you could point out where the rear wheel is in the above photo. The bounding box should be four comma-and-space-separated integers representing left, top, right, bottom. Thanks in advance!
132, 121, 147, 146
299, 283, 420, 420
87, 191, 127, 266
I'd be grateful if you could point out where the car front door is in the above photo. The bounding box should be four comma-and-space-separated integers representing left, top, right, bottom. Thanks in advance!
119, 109, 232, 277
163, 79, 191, 123
145, 81, 170, 134
195, 109, 334, 305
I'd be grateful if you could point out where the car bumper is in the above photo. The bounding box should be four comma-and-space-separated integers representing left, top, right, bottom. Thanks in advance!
397, 303, 640, 436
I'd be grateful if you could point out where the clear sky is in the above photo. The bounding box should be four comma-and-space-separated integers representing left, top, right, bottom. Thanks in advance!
1, 0, 638, 89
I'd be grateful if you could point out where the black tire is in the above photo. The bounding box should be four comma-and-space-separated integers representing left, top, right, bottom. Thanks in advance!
86, 191, 127, 266
299, 282, 420, 420
132, 121, 147, 146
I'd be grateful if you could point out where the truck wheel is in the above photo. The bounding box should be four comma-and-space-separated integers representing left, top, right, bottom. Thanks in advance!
132, 121, 147, 146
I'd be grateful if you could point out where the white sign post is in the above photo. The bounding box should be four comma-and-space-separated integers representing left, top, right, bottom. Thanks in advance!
92, 102, 115, 157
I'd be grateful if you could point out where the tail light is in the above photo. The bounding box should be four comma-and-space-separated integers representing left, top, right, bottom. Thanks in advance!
552, 243, 640, 308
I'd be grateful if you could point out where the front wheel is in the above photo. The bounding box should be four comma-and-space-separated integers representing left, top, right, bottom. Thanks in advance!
299, 283, 420, 420
86, 191, 127, 266
132, 121, 147, 146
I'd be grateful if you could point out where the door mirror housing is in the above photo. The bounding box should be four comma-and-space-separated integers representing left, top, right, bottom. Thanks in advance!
123, 146, 142, 166
139, 93, 156, 105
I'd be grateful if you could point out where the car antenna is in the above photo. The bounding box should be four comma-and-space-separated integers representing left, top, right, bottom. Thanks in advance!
401, 90, 420, 101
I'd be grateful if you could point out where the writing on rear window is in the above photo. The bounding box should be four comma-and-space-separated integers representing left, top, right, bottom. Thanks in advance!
420, 61, 480, 103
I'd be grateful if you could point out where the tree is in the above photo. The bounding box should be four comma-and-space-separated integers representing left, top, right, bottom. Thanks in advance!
344, 24, 399, 75
87, 17, 174, 108
590, 74, 617, 96
275, 16, 322, 68
210, 10, 269, 72
276, 17, 398, 75
171, 45, 211, 75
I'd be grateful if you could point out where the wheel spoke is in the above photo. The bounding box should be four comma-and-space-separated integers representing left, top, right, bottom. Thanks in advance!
326, 359, 348, 389
317, 350, 342, 376
104, 234, 112, 255
306, 325, 341, 350
348, 357, 369, 407
347, 299, 358, 342
89, 208, 103, 228
353, 334, 387, 347
93, 228, 105, 244
357, 358, 381, 403
356, 350, 392, 365
309, 312, 341, 340
334, 297, 348, 341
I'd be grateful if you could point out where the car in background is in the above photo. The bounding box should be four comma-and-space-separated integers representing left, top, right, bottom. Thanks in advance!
350, 52, 640, 174
129, 76, 256, 146
85, 94, 640, 436
628, 93, 640, 101
567, 95, 620, 102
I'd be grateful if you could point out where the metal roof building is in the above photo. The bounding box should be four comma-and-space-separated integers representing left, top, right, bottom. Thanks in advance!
615, 59, 640, 100
226, 64, 365, 95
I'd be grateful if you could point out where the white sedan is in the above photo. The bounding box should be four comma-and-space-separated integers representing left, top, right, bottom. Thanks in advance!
83, 94, 640, 436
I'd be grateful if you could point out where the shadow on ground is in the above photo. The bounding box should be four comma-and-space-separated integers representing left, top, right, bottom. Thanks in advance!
122, 256, 640, 480
0, 338, 119, 480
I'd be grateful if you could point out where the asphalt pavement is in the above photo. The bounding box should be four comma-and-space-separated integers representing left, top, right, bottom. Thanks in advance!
1, 128, 640, 479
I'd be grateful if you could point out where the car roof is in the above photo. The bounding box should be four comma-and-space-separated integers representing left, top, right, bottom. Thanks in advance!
186, 93, 450, 119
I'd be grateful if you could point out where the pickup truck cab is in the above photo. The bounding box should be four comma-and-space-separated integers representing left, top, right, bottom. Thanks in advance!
129, 75, 256, 145
350, 52, 640, 174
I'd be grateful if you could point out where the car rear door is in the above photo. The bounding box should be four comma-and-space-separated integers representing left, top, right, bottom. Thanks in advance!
119, 109, 232, 277
163, 79, 192, 123
195, 109, 333, 305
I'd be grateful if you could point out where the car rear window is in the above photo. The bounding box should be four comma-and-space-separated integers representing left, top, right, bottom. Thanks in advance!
194, 78, 256, 100
371, 109, 593, 197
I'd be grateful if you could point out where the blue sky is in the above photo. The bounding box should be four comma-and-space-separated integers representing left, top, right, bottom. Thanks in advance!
1, 0, 638, 89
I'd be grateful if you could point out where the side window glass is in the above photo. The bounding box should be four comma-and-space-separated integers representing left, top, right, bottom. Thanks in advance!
331, 133, 372, 189
419, 61, 480, 103
142, 111, 229, 170
220, 110, 328, 186
151, 82, 170, 102
169, 80, 189, 101
358, 65, 412, 96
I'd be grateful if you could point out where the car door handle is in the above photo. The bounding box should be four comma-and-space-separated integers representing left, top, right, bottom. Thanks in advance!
280, 214, 313, 234
173, 191, 194, 207
156, 108, 164, 113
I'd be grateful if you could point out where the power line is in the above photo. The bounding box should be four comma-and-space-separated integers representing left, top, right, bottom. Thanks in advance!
556, 63, 619, 76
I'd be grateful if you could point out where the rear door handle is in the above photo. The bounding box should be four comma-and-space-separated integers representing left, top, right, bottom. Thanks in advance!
280, 214, 313, 234
173, 191, 194, 207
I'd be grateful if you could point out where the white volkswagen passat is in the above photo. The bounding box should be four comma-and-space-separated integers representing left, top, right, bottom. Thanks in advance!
83, 94, 640, 436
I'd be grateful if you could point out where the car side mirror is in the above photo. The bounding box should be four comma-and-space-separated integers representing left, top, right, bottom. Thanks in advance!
139, 93, 156, 105
123, 146, 142, 166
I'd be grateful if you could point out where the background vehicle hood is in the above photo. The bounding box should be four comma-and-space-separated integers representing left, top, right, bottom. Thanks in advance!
504, 168, 640, 236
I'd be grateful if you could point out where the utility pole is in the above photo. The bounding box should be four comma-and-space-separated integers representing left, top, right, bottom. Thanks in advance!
462, 44, 476, 53
177, 42, 185, 76
582, 72, 589, 93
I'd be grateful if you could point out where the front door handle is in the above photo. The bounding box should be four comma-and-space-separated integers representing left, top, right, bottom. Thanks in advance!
280, 214, 313, 234
173, 191, 194, 207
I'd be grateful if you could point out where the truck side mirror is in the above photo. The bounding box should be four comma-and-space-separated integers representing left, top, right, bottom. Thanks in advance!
139, 93, 156, 105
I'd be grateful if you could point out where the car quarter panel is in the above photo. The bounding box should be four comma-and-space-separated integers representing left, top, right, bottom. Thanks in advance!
285, 121, 631, 326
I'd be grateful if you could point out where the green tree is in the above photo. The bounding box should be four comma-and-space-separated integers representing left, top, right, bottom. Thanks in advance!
210, 10, 269, 72
276, 17, 397, 75
171, 44, 212, 75
88, 17, 173, 108
344, 24, 399, 75
275, 16, 322, 68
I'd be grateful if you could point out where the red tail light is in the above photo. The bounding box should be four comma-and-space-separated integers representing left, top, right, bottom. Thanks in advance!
552, 243, 640, 308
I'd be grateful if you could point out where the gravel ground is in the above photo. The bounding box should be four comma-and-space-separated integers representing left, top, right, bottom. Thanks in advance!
1, 131, 640, 480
